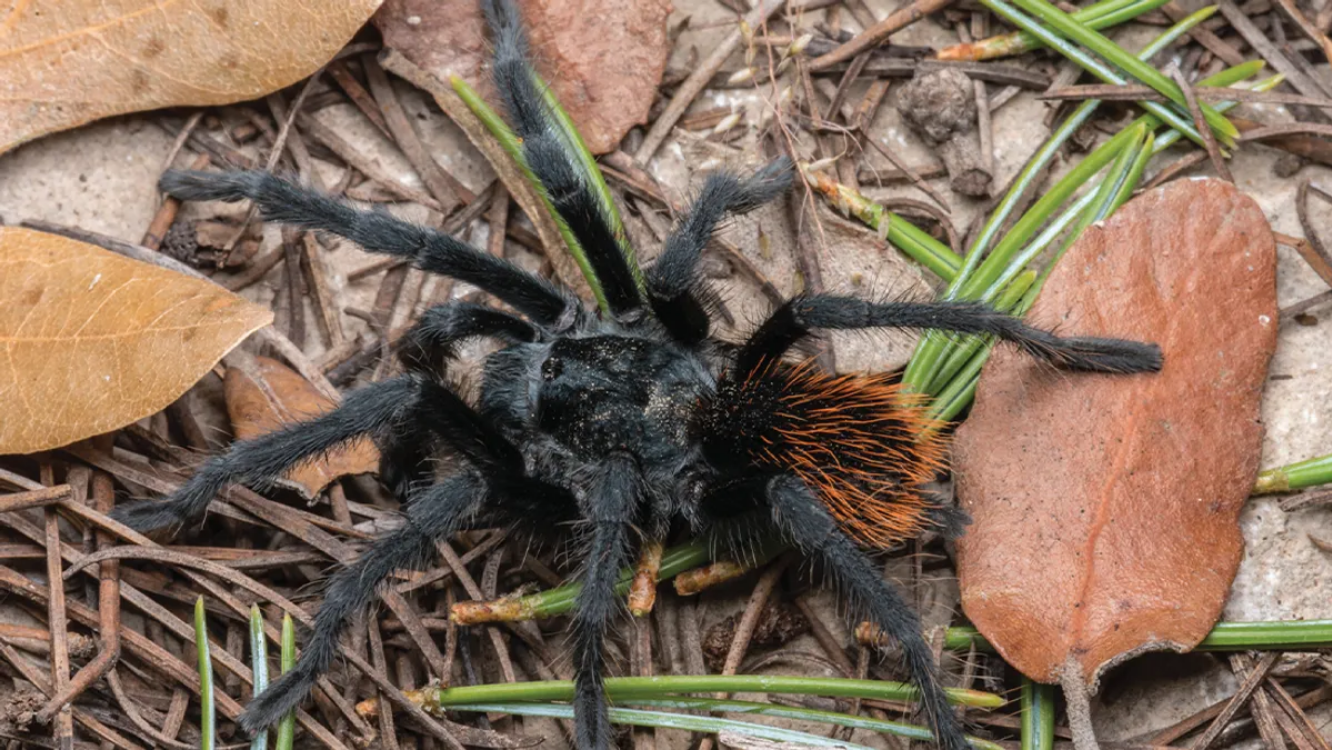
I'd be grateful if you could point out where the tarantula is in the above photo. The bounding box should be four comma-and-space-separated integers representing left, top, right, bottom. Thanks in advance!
110, 2, 1162, 747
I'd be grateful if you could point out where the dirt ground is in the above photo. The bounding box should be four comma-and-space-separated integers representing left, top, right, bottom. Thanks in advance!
0, 0, 1329, 745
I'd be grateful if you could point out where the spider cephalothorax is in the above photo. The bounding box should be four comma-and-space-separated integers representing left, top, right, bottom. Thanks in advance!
109, 2, 1162, 748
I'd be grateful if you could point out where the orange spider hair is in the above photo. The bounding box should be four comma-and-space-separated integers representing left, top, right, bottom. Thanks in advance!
702, 359, 952, 548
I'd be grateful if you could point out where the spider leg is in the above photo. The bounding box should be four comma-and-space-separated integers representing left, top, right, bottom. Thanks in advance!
647, 159, 794, 343
381, 302, 541, 500
159, 170, 577, 327
239, 473, 488, 733
764, 475, 970, 750
110, 376, 421, 532
737, 295, 1163, 374
572, 453, 642, 750
481, 0, 642, 317
398, 301, 540, 377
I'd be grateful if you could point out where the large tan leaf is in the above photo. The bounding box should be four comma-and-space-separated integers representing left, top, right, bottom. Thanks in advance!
0, 0, 382, 155
225, 356, 379, 498
0, 227, 272, 454
375, 0, 672, 154
954, 178, 1278, 688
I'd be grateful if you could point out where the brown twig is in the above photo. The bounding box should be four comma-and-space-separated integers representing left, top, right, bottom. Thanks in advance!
636, 0, 789, 163
364, 52, 469, 212
809, 0, 959, 70
1190, 651, 1280, 750
1171, 66, 1234, 182
1216, 0, 1331, 98
1040, 82, 1333, 107
698, 557, 790, 750
36, 466, 121, 724
1296, 178, 1332, 282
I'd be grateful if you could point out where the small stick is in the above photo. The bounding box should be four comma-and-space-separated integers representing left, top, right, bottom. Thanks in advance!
143, 152, 211, 250
327, 60, 395, 139
1041, 82, 1333, 107
1216, 0, 1330, 98
1276, 231, 1332, 284
697, 558, 790, 750
437, 540, 518, 683
36, 468, 122, 724
1170, 66, 1233, 182
1191, 651, 1281, 750
298, 112, 444, 210
636, 0, 788, 163
1164, 1, 1248, 66
41, 463, 75, 750
303, 232, 347, 348
1297, 178, 1332, 281
363, 52, 469, 211
809, 0, 960, 70
1236, 122, 1333, 140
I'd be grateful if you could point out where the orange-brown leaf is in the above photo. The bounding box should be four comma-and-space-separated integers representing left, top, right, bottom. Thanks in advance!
0, 227, 272, 454
374, 0, 672, 154
224, 356, 379, 498
954, 178, 1278, 688
0, 0, 382, 155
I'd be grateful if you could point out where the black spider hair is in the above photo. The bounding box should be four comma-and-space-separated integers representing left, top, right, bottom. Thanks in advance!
110, 1, 1162, 747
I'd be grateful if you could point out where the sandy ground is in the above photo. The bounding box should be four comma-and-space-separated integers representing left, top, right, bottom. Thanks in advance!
0, 0, 1328, 744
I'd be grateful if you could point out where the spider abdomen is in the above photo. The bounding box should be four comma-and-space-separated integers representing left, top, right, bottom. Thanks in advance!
699, 361, 950, 547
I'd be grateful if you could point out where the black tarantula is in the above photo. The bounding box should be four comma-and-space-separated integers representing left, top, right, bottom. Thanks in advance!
110, 2, 1162, 747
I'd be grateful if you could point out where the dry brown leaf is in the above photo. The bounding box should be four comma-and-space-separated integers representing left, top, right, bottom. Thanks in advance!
225, 356, 379, 497
375, 0, 672, 154
954, 178, 1278, 689
0, 0, 382, 155
0, 226, 272, 454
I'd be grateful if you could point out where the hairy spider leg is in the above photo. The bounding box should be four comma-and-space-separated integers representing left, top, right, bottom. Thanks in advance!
383, 302, 542, 499
765, 475, 971, 750
109, 376, 422, 532
737, 294, 1165, 375
481, 0, 642, 316
158, 169, 577, 327
647, 159, 795, 343
398, 302, 540, 374
239, 473, 488, 733
571, 453, 642, 750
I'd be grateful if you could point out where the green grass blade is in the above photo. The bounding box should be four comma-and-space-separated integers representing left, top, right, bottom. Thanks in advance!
249, 605, 269, 750
804, 168, 962, 279
624, 697, 1006, 750
534, 76, 644, 289
415, 674, 1004, 709
960, 0, 1172, 59
1253, 455, 1332, 494
194, 597, 216, 750
1195, 619, 1333, 649
976, 0, 1213, 147
446, 703, 883, 750
901, 6, 1219, 392
451, 75, 610, 311
275, 614, 296, 750
942, 619, 1332, 652
1008, 0, 1238, 145
1021, 679, 1057, 750
481, 535, 787, 621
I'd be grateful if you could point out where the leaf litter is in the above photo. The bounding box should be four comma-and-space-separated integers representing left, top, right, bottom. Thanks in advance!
0, 0, 1328, 748
0, 0, 382, 155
